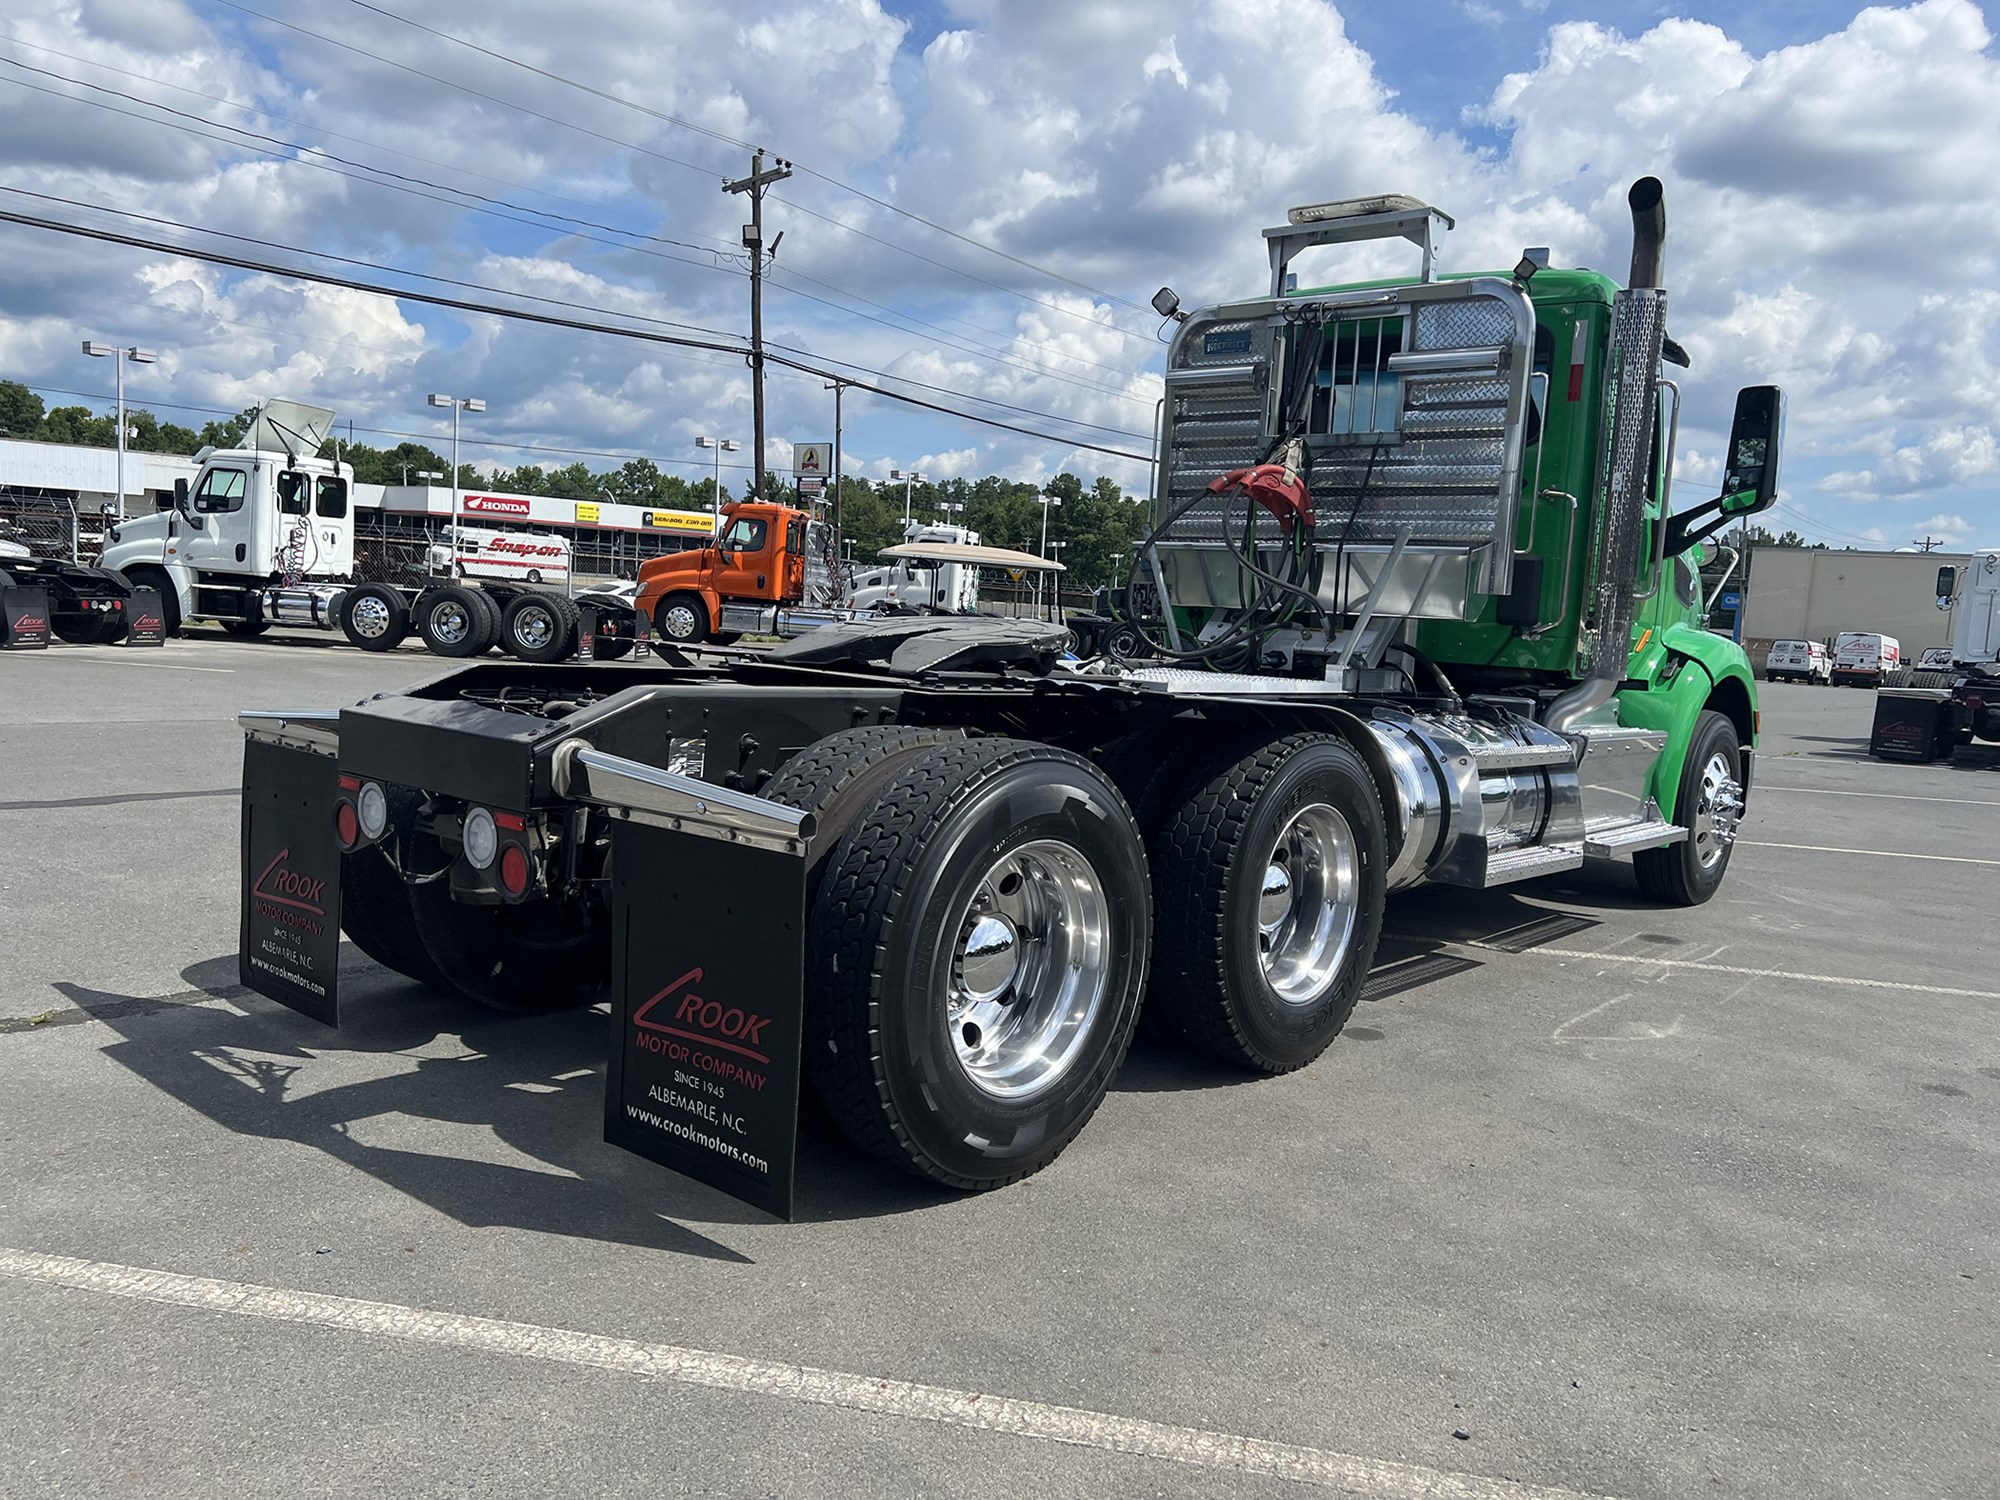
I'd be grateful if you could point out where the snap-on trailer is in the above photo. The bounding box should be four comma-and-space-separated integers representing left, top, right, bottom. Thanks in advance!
97, 400, 637, 662
235, 180, 1782, 1217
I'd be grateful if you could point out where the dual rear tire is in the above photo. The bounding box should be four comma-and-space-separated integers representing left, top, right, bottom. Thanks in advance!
762, 727, 1388, 1190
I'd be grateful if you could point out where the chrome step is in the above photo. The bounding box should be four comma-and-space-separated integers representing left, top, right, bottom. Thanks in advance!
1480, 843, 1585, 886
1582, 820, 1688, 857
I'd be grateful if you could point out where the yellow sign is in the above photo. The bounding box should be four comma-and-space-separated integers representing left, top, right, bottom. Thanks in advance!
646, 509, 716, 535
575, 501, 600, 524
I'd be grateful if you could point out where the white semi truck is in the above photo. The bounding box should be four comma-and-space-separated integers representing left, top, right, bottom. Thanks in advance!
98, 400, 634, 661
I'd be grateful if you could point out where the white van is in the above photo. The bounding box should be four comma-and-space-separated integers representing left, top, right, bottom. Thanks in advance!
428, 523, 571, 585
1767, 639, 1831, 684
1832, 631, 1900, 687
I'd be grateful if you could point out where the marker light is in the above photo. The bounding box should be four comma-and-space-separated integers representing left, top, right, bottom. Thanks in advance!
462, 806, 498, 870
357, 782, 389, 841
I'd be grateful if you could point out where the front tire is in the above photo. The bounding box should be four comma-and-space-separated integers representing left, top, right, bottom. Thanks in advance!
654, 591, 711, 645
1152, 734, 1386, 1073
1634, 710, 1745, 906
796, 738, 1151, 1190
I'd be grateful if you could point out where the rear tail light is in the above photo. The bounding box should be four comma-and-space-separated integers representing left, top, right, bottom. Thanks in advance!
356, 781, 389, 840
334, 799, 359, 849
499, 844, 531, 897
462, 806, 499, 870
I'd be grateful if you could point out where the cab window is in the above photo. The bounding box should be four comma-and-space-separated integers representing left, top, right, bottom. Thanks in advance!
721, 517, 768, 553
193, 467, 247, 514
277, 471, 309, 515
315, 477, 349, 519
787, 518, 806, 555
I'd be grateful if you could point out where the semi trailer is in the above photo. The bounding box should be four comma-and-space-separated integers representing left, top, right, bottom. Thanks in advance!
95, 400, 637, 661
1869, 549, 2000, 761
235, 179, 1780, 1217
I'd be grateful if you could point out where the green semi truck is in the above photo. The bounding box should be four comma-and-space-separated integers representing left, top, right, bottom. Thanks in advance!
234, 178, 1782, 1214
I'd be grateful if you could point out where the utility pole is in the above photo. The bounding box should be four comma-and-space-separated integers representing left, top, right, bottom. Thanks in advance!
724, 149, 792, 500
1915, 536, 1947, 553
824, 379, 849, 543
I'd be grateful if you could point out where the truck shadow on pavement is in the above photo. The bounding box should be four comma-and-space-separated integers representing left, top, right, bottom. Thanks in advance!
53, 951, 965, 1248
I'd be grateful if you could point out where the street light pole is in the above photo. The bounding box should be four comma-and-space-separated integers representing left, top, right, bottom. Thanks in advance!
82, 341, 157, 519
428, 394, 485, 574
890, 467, 926, 533
697, 436, 742, 536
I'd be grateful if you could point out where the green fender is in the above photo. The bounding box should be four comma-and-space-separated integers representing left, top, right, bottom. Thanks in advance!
1613, 624, 1760, 822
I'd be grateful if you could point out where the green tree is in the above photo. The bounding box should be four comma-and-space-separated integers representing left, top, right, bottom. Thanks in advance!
0, 380, 45, 438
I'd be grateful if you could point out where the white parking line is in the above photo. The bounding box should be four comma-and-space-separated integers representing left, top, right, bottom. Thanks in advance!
1754, 785, 2000, 808
27, 653, 235, 674
1477, 946, 2000, 1001
1739, 841, 2000, 866
0, 1246, 1618, 1500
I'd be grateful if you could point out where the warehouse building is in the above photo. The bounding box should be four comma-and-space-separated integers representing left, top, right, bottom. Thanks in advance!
1740, 546, 1975, 665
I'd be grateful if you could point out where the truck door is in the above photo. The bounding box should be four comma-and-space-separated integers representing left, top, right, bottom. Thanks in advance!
180, 461, 254, 576
716, 514, 777, 600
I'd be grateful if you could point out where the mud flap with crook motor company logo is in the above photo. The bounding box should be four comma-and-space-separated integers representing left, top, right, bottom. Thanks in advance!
239, 734, 345, 1025
603, 820, 807, 1219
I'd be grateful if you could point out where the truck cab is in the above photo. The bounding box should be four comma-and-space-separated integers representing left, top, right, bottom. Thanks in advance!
99, 400, 351, 632
634, 500, 808, 643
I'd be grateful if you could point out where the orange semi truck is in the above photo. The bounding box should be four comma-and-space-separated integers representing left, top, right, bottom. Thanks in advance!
635, 501, 812, 645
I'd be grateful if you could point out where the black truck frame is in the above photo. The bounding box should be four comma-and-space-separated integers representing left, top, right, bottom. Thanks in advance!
240, 617, 1526, 1215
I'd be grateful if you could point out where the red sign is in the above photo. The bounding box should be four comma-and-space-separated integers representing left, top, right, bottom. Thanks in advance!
464, 495, 531, 517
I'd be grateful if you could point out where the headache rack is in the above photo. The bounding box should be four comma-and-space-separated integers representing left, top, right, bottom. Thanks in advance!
1155, 198, 1536, 622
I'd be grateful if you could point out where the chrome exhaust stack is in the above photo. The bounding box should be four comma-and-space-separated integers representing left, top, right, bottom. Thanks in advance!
1546, 177, 1669, 736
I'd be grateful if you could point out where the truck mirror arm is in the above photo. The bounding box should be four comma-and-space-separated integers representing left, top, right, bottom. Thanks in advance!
1664, 489, 1758, 558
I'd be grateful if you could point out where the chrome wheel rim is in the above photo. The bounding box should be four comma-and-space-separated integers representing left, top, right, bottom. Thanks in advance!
350, 594, 391, 639
662, 603, 699, 640
947, 839, 1109, 1101
1257, 803, 1360, 1005
431, 601, 471, 645
1691, 751, 1744, 870
514, 606, 556, 650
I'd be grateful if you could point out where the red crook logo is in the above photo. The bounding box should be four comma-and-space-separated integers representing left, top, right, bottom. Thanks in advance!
632, 967, 772, 1063
254, 848, 327, 916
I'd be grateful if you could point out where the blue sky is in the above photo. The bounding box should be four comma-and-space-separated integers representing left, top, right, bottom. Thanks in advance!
1, 0, 1995, 548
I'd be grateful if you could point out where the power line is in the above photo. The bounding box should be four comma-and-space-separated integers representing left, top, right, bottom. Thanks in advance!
0, 34, 745, 259
0, 203, 1153, 462
203, 0, 1160, 350
0, 56, 1152, 403
0, 186, 1153, 442
341, 0, 1154, 315
0, 61, 742, 279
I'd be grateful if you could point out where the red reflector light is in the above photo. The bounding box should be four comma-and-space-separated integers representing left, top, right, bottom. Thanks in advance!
495, 811, 526, 832
334, 800, 359, 848
499, 844, 530, 896
338, 775, 361, 791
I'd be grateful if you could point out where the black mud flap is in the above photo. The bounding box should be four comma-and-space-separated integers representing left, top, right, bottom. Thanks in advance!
239, 738, 344, 1024
2, 583, 51, 649
605, 820, 806, 1220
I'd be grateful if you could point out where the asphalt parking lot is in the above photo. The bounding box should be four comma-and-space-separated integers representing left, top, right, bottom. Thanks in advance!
2, 634, 1995, 1499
